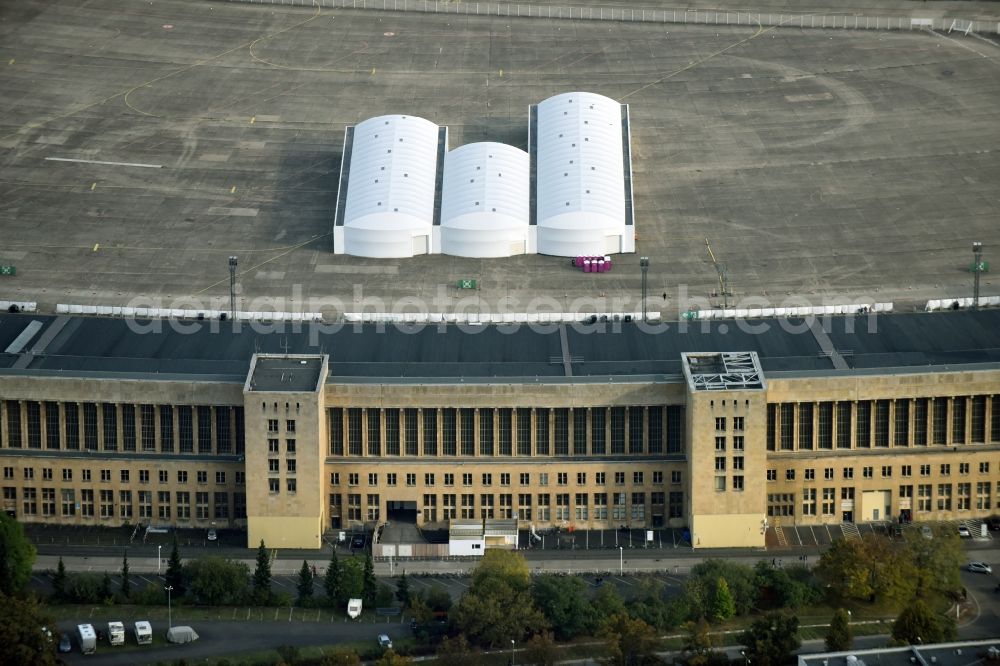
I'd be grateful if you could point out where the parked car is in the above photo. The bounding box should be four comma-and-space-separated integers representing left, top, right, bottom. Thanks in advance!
207, 529, 217, 541
350, 534, 366, 549
920, 525, 933, 540
377, 634, 393, 650
967, 561, 992, 574
58, 634, 72, 653
959, 525, 971, 538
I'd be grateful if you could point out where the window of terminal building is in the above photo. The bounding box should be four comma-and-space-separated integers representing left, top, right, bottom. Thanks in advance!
785, 469, 794, 481
62, 468, 72, 482
349, 473, 359, 486
557, 472, 567, 486
633, 472, 644, 485
367, 473, 377, 486
766, 404, 776, 451
716, 458, 726, 473
195, 492, 208, 520
959, 463, 969, 475
381, 409, 397, 457
519, 473, 530, 485
631, 493, 645, 520
405, 473, 416, 486
61, 489, 74, 516
952, 397, 967, 444
65, 404, 80, 450
917, 484, 931, 512
385, 473, 396, 486
330, 472, 340, 485
461, 494, 475, 519
766, 469, 776, 482
404, 408, 418, 456
285, 459, 295, 474
267, 418, 279, 433
481, 473, 491, 486
480, 494, 494, 519
971, 396, 986, 443
667, 406, 685, 454
920, 464, 930, 477
843, 467, 854, 480
215, 493, 230, 519
629, 408, 644, 454
937, 484, 952, 510
802, 488, 817, 515
841, 488, 854, 501
574, 409, 587, 455
932, 398, 947, 445
194, 470, 205, 484
347, 494, 361, 520
367, 409, 381, 456
441, 408, 457, 456
500, 409, 513, 456
856, 401, 871, 448
539, 473, 548, 486
816, 402, 832, 449
536, 409, 550, 456
4, 401, 21, 448
462, 473, 472, 486
460, 408, 475, 456
822, 488, 835, 515
554, 408, 568, 455
575, 472, 585, 485
443, 473, 453, 486
652, 491, 664, 505
347, 409, 362, 456
733, 416, 745, 431
286, 419, 296, 433
715, 417, 726, 431
976, 482, 991, 510
41, 488, 56, 517
836, 402, 851, 449
20, 487, 37, 515
328, 409, 343, 456
714, 476, 725, 492
780, 404, 794, 450
874, 400, 890, 447
41, 468, 51, 481
881, 466, 892, 478
195, 406, 210, 454
26, 402, 41, 449
518, 494, 532, 520
99, 469, 110, 482
593, 493, 607, 519
613, 493, 627, 520
823, 467, 834, 480
993, 396, 1000, 442
480, 410, 495, 456
957, 483, 971, 510
499, 494, 514, 519
268, 460, 279, 473
3, 467, 14, 480
517, 408, 531, 455
423, 409, 438, 456
44, 402, 60, 450
863, 467, 873, 479
175, 492, 190, 520
940, 464, 951, 476
912, 398, 928, 445
715, 436, 725, 452
425, 473, 435, 486
535, 493, 549, 521
652, 471, 663, 484
592, 408, 606, 455
178, 406, 193, 453
614, 472, 625, 485
798, 403, 813, 450
803, 467, 812, 480
366, 494, 378, 519
500, 473, 510, 486
610, 407, 625, 454
597, 472, 606, 485
83, 403, 98, 451
80, 489, 94, 516
668, 491, 683, 518
981, 462, 991, 474
893, 400, 909, 446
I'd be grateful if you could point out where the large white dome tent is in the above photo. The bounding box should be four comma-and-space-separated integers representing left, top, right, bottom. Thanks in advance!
439, 142, 532, 258
333, 114, 446, 258
531, 91, 634, 257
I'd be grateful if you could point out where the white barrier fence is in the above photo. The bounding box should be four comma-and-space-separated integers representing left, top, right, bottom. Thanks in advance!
925, 296, 1000, 311
694, 302, 892, 320
344, 311, 657, 323
222, 0, 1000, 34
55, 304, 324, 322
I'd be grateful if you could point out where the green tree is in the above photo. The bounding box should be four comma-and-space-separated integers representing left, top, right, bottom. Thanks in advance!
532, 574, 599, 639
184, 556, 250, 606
688, 560, 756, 617
754, 562, 821, 610
452, 550, 547, 647
120, 550, 131, 600
375, 650, 413, 666
51, 557, 67, 602
891, 599, 956, 645
276, 644, 300, 665
904, 529, 963, 596
425, 584, 453, 613
252, 539, 272, 605
683, 617, 713, 666
600, 612, 659, 666
297, 560, 314, 603
362, 553, 378, 606
319, 650, 362, 666
825, 609, 852, 652
99, 572, 113, 602
165, 537, 185, 597
324, 548, 344, 608
395, 572, 411, 608
524, 631, 559, 666
815, 535, 916, 606
710, 578, 736, 624
341, 557, 364, 601
0, 593, 60, 666
0, 513, 36, 596
739, 613, 800, 666
592, 583, 627, 618
436, 634, 474, 666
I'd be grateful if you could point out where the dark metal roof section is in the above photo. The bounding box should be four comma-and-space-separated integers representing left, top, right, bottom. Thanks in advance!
0, 310, 997, 383
528, 103, 538, 226
432, 126, 448, 226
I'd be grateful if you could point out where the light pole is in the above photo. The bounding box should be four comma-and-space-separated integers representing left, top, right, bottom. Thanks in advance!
511, 638, 515, 666
619, 546, 623, 576
972, 242, 984, 309
639, 256, 649, 321
165, 585, 174, 629
228, 256, 238, 319
157, 545, 161, 575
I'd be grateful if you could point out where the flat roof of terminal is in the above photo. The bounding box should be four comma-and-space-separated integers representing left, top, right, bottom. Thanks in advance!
0, 310, 998, 383
246, 356, 325, 393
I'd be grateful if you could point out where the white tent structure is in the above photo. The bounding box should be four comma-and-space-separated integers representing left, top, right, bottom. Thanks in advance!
533, 91, 634, 257
440, 142, 531, 257
335, 115, 443, 258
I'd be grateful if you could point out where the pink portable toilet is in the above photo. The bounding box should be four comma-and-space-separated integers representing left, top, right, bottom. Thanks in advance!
604, 255, 612, 271
597, 258, 606, 272
583, 259, 591, 273
576, 255, 584, 268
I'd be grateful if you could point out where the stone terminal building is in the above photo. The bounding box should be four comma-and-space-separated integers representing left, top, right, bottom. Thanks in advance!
0, 310, 998, 549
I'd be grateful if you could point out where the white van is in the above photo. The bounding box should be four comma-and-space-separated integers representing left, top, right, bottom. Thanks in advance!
77, 624, 96, 655
134, 621, 152, 645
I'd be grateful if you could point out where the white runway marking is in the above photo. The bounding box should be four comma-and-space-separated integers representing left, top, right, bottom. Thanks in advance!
45, 157, 163, 168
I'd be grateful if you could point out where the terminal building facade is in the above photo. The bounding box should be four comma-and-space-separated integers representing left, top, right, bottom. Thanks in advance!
0, 310, 998, 549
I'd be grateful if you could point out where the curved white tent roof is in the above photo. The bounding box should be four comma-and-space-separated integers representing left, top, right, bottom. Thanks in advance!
341, 115, 440, 258
440, 143, 531, 257
535, 92, 628, 257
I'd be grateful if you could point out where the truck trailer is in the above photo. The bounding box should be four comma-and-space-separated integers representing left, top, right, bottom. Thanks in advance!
77, 624, 96, 655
